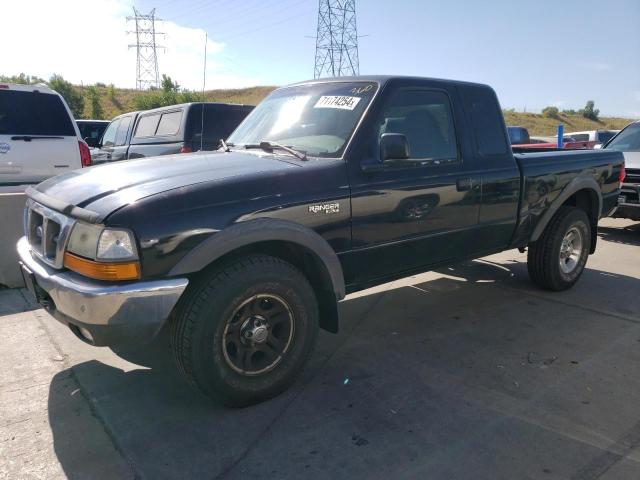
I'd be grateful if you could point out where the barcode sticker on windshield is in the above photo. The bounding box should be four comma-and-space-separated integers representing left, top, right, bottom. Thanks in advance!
314, 96, 361, 110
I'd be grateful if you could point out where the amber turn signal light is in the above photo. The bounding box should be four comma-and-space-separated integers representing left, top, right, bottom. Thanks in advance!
63, 252, 141, 281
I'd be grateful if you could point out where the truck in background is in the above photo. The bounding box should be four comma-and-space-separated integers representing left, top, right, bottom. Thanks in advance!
91, 103, 253, 164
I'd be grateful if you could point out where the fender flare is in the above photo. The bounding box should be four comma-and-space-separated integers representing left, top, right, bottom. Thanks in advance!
530, 176, 602, 243
168, 218, 346, 332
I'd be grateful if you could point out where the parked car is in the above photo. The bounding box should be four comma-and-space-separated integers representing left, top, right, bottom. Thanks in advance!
566, 130, 619, 148
507, 126, 530, 145
0, 83, 90, 185
516, 136, 593, 151
18, 75, 624, 406
90, 111, 140, 164
91, 103, 253, 164
76, 120, 109, 148
604, 121, 640, 220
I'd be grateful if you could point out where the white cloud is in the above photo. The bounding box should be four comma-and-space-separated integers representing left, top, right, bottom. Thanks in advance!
1, 0, 260, 89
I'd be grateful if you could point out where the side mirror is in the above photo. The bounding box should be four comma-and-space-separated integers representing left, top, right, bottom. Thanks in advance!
380, 133, 410, 161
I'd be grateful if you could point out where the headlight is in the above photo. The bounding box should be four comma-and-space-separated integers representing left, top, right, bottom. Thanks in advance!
66, 222, 102, 258
67, 223, 138, 261
65, 223, 140, 281
97, 229, 137, 260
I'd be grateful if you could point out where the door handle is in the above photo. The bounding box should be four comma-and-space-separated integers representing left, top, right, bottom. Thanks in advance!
456, 178, 473, 192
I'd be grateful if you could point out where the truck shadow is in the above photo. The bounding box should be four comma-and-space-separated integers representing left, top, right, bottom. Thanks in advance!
47, 259, 640, 479
598, 223, 640, 247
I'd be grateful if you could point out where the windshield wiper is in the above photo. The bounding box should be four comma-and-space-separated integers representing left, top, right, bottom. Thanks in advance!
244, 140, 307, 161
219, 138, 232, 152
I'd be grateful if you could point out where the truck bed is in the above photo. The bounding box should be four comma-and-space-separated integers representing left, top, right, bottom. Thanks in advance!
510, 149, 624, 247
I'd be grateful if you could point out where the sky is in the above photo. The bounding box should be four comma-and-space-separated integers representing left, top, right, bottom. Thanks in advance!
3, 0, 639, 117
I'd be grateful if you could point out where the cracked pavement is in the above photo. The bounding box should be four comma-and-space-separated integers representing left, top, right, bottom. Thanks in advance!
1, 218, 640, 480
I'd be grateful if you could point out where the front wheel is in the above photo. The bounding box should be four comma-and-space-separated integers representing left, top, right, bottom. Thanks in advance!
527, 206, 591, 291
171, 255, 319, 407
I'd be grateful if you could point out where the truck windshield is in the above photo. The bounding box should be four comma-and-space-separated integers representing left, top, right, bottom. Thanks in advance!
227, 82, 378, 158
605, 123, 640, 152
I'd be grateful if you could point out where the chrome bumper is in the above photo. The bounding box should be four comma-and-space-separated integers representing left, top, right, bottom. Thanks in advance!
17, 236, 188, 345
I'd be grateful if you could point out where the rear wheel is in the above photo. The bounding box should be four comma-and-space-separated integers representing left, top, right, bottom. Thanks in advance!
171, 255, 319, 406
527, 206, 591, 291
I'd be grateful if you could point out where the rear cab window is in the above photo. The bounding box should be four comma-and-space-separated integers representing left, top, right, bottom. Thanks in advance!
461, 85, 509, 157
134, 114, 161, 138
0, 90, 75, 136
155, 111, 183, 136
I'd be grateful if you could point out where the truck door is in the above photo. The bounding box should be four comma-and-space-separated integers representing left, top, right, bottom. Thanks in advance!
459, 84, 520, 252
111, 115, 133, 161
92, 118, 120, 164
346, 83, 482, 285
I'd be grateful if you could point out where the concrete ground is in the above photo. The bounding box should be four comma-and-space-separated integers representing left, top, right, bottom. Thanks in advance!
1, 217, 640, 480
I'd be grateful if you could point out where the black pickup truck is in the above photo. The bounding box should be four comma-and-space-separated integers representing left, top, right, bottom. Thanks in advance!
18, 76, 624, 406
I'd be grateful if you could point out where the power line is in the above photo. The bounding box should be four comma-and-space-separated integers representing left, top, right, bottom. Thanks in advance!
127, 8, 165, 90
314, 0, 359, 78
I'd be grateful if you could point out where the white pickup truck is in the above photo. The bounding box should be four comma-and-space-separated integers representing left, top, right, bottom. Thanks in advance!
0, 83, 91, 186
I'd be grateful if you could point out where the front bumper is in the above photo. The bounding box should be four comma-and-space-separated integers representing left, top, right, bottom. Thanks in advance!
613, 183, 640, 220
17, 236, 188, 346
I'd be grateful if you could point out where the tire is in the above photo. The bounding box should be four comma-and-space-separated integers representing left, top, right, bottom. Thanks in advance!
170, 255, 319, 407
527, 206, 591, 291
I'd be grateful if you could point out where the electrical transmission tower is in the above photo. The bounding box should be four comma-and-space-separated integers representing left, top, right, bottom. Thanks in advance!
127, 8, 164, 90
313, 0, 359, 79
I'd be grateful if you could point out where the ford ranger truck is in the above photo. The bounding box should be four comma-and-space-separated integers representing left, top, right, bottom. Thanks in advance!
17, 76, 624, 406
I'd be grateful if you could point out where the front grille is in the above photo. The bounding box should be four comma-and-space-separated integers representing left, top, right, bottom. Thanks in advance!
25, 199, 76, 269
625, 168, 640, 184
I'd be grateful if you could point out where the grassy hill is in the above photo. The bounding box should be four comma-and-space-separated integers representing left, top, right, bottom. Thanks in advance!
76, 84, 634, 136
502, 110, 632, 137
76, 85, 276, 120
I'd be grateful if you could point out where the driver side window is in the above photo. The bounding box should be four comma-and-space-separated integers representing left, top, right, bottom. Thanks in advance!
101, 119, 120, 147
377, 89, 458, 163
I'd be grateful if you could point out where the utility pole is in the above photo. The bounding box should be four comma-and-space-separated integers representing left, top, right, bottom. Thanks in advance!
313, 0, 359, 79
127, 8, 164, 90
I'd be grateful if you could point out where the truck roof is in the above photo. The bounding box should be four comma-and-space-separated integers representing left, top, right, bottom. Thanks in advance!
138, 102, 254, 116
0, 83, 57, 95
287, 75, 492, 89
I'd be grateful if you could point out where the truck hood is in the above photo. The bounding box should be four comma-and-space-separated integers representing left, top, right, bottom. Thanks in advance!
622, 152, 640, 170
31, 151, 298, 222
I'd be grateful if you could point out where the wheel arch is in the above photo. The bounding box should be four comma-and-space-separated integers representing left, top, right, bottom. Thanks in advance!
168, 218, 345, 333
531, 177, 602, 253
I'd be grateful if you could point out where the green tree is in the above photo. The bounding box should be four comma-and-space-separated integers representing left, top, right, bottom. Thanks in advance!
48, 74, 84, 117
580, 100, 600, 121
542, 106, 559, 119
87, 86, 104, 119
161, 74, 180, 93
0, 73, 45, 85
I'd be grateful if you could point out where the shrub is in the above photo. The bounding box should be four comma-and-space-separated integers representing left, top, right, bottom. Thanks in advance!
542, 106, 559, 119
87, 86, 104, 119
580, 100, 599, 121
48, 74, 84, 117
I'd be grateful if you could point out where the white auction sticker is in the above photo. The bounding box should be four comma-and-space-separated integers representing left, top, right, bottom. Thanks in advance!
314, 96, 361, 110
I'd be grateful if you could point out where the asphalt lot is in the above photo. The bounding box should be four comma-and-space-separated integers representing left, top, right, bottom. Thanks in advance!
1, 217, 640, 480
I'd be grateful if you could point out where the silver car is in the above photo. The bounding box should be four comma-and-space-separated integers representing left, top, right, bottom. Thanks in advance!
605, 122, 640, 220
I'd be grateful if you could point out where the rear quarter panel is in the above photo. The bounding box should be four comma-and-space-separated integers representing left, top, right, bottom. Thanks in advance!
510, 149, 623, 247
